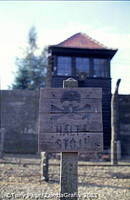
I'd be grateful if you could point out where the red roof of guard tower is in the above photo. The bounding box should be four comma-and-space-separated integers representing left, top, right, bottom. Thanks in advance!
56, 32, 109, 49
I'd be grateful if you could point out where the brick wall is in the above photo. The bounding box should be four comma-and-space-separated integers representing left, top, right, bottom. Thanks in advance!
0, 90, 39, 153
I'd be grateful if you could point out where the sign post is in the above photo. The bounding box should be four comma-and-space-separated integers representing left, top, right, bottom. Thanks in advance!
60, 78, 78, 200
38, 78, 103, 199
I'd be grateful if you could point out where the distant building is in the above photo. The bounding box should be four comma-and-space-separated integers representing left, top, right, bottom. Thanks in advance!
48, 33, 117, 149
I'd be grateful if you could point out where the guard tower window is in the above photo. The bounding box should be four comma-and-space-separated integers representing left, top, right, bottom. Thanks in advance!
93, 58, 108, 77
57, 56, 72, 76
76, 57, 89, 76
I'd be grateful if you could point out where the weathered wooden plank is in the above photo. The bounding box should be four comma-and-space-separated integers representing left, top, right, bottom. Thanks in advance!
38, 86, 103, 153
39, 98, 102, 113
39, 111, 103, 132
39, 132, 103, 152
39, 117, 103, 133
40, 88, 102, 99
39, 111, 102, 120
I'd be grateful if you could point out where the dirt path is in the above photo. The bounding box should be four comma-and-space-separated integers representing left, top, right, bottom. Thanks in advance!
0, 156, 130, 200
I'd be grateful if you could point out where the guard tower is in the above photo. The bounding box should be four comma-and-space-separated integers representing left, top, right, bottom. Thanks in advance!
48, 33, 117, 149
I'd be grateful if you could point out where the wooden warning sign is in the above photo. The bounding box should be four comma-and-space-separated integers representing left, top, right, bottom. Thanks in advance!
38, 88, 103, 152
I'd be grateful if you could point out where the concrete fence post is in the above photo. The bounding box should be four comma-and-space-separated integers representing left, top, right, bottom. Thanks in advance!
41, 152, 49, 181
111, 79, 121, 165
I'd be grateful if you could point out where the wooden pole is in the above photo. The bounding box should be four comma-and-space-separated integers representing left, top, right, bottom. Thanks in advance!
60, 78, 78, 200
40, 54, 52, 181
0, 128, 5, 158
111, 79, 121, 165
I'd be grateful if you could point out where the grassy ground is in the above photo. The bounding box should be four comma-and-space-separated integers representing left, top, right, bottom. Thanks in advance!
0, 154, 130, 200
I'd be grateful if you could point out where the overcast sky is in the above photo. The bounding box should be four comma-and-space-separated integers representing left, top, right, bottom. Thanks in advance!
0, 1, 130, 94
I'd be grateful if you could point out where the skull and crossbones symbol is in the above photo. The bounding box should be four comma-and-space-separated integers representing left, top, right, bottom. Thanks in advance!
51, 90, 91, 120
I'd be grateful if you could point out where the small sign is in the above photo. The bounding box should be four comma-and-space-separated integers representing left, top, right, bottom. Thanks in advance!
38, 88, 103, 152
